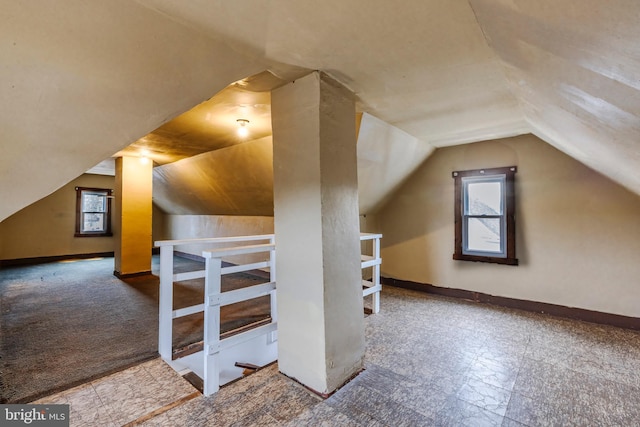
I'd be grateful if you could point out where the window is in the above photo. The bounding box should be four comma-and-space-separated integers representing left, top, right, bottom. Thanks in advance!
452, 166, 517, 265
75, 187, 113, 237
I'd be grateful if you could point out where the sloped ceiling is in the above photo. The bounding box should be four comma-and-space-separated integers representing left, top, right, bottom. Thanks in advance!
2, 0, 639, 222
137, 0, 527, 147
152, 109, 435, 216
154, 136, 274, 216
0, 0, 269, 222
469, 0, 640, 197
357, 114, 435, 214
114, 71, 281, 165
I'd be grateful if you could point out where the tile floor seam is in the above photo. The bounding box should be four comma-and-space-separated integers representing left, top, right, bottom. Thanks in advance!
88, 382, 118, 427
502, 337, 529, 425
357, 374, 444, 421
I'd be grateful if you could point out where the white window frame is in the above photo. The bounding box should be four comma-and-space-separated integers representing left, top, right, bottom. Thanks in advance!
462, 174, 507, 258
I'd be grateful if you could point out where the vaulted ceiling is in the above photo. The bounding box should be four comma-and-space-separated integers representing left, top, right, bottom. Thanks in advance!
1, 0, 639, 222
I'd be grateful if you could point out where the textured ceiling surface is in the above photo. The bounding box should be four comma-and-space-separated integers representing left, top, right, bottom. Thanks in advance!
135, 0, 640, 215
470, 0, 640, 198
116, 79, 275, 165
153, 136, 275, 216
1, 0, 639, 222
0, 0, 266, 221
137, 0, 528, 147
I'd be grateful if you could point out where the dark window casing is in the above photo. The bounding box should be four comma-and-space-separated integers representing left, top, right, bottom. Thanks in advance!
452, 166, 518, 265
75, 187, 113, 237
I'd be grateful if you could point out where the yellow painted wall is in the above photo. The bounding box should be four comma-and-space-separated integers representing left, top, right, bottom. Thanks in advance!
378, 134, 640, 318
114, 156, 153, 275
0, 174, 116, 260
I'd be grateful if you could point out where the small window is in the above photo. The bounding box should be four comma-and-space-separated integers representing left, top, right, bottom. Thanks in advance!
75, 187, 113, 237
452, 166, 517, 265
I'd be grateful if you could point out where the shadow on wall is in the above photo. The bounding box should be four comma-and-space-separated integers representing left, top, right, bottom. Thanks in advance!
378, 139, 519, 248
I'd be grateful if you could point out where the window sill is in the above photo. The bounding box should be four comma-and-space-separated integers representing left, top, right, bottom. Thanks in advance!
453, 253, 518, 266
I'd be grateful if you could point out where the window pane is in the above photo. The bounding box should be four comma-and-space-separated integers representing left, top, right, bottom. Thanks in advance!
82, 193, 105, 212
467, 181, 502, 215
467, 217, 501, 253
83, 213, 105, 232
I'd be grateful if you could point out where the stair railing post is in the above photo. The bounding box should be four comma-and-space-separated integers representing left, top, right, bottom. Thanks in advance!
203, 256, 222, 396
269, 236, 277, 323
373, 236, 381, 314
158, 244, 174, 360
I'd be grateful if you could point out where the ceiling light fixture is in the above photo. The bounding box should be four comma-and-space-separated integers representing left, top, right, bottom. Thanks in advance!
139, 149, 150, 165
236, 119, 250, 137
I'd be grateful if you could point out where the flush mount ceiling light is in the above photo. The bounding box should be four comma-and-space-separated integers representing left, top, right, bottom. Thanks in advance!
236, 119, 250, 137
139, 149, 150, 164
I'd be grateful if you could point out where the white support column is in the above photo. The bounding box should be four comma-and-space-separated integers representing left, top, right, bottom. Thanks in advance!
158, 245, 174, 360
272, 71, 364, 395
203, 256, 222, 396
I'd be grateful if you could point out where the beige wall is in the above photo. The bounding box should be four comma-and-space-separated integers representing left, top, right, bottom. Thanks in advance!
0, 174, 116, 260
160, 215, 274, 265
0, 172, 262, 264
378, 134, 640, 318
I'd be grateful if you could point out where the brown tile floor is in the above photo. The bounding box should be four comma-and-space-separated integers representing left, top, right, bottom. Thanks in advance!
34, 286, 640, 426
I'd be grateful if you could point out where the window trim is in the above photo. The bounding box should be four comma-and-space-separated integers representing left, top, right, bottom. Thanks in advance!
452, 166, 518, 266
75, 187, 113, 237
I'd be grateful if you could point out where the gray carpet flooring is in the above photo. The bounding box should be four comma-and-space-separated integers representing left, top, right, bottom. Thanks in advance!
0, 255, 270, 403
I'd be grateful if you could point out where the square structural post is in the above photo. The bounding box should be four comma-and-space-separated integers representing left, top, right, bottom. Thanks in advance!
272, 71, 365, 395
114, 155, 153, 277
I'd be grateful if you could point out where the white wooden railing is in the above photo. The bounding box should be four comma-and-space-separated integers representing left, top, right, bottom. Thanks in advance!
155, 232, 381, 396
360, 233, 383, 314
202, 242, 277, 395
156, 234, 276, 365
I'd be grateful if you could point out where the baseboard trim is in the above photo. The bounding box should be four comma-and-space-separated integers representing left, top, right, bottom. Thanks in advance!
382, 277, 640, 331
0, 252, 115, 268
114, 270, 152, 279
1, 248, 163, 268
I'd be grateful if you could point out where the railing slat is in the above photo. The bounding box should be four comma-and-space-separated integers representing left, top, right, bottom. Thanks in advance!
221, 261, 270, 275
212, 282, 276, 307
173, 270, 205, 281
360, 232, 383, 241
203, 243, 275, 258
361, 258, 382, 269
363, 284, 382, 297
173, 303, 204, 319
209, 322, 278, 354
155, 234, 274, 247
